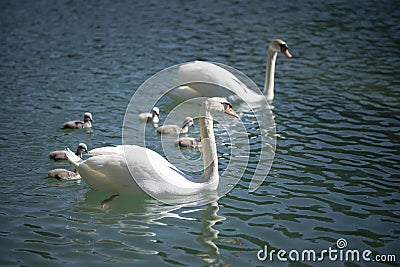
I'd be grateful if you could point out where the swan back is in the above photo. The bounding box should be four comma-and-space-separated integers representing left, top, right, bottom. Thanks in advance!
176, 61, 262, 102
88, 145, 124, 156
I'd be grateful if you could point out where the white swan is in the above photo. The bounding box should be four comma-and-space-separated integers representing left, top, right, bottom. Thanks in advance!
65, 97, 238, 195
49, 143, 88, 161
62, 112, 93, 129
156, 117, 194, 135
172, 39, 291, 102
138, 107, 160, 123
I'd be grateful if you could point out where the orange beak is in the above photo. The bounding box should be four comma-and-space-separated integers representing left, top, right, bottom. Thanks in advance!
225, 106, 239, 118
282, 48, 292, 58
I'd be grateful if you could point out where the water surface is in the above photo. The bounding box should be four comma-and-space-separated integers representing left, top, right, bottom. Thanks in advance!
0, 0, 399, 266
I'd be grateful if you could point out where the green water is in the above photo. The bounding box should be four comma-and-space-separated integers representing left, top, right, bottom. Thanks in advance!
0, 0, 399, 266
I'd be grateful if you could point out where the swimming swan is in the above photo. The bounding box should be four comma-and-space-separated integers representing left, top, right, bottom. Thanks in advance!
173, 39, 291, 102
156, 117, 194, 135
65, 97, 239, 195
138, 107, 160, 123
48, 145, 86, 180
62, 112, 93, 129
49, 143, 88, 161
174, 137, 201, 148
48, 168, 81, 180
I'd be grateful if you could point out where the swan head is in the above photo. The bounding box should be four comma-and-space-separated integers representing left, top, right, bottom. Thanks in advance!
269, 39, 292, 58
203, 97, 239, 118
84, 112, 93, 122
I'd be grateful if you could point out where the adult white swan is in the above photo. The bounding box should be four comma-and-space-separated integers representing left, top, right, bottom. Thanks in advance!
170, 39, 292, 102
66, 97, 239, 195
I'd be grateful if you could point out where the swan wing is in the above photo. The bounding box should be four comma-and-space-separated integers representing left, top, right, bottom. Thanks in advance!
123, 145, 216, 195
76, 154, 141, 193
68, 145, 215, 195
175, 61, 262, 102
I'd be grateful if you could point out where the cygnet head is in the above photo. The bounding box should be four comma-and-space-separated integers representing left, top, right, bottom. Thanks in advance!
269, 39, 292, 58
181, 117, 194, 128
152, 107, 160, 117
84, 112, 93, 122
77, 143, 88, 154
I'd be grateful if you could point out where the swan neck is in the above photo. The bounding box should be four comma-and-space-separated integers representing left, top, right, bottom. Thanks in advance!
264, 49, 278, 100
199, 107, 218, 183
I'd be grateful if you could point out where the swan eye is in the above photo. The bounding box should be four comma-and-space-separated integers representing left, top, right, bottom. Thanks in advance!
279, 43, 288, 52
221, 102, 232, 109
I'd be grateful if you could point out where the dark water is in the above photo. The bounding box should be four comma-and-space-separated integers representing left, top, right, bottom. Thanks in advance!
1, 0, 399, 266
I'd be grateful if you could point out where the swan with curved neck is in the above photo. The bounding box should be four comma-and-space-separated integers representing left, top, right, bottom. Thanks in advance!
66, 97, 238, 195
172, 39, 291, 102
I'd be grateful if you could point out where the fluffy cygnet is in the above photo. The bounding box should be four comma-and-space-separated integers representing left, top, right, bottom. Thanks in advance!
174, 137, 201, 148
47, 169, 81, 180
62, 112, 93, 129
49, 143, 88, 161
138, 107, 160, 123
156, 117, 194, 135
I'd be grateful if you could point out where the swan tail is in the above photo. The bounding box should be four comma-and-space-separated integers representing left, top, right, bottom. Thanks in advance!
66, 147, 82, 168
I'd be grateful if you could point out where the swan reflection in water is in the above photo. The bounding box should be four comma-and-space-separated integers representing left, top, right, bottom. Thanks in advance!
196, 201, 225, 257
73, 191, 225, 263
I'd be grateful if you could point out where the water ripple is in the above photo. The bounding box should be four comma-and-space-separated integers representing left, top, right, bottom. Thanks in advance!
1, 0, 399, 266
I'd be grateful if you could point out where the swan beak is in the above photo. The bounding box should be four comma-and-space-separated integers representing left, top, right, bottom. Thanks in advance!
225, 106, 239, 118
281, 48, 292, 58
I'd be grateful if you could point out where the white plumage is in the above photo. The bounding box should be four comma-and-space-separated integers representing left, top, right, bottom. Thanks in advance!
66, 97, 239, 195
169, 39, 291, 102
